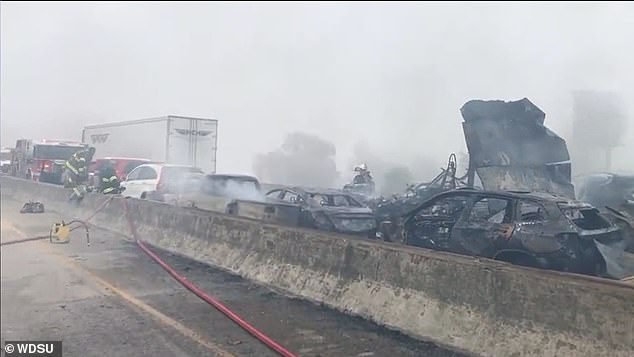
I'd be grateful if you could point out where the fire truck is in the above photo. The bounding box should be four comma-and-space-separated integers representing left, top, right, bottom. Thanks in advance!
12, 139, 87, 185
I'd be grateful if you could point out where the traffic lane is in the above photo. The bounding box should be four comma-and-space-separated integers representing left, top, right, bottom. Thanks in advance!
1, 198, 273, 357
1, 224, 230, 357
2, 197, 465, 357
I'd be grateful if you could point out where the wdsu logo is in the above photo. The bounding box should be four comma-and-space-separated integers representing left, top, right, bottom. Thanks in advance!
4, 341, 62, 357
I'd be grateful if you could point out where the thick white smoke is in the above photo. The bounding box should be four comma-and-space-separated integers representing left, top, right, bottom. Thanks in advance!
253, 132, 340, 187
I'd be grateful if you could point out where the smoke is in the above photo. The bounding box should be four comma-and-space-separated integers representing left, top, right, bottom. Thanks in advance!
570, 91, 629, 175
253, 132, 339, 187
222, 179, 265, 201
2, 3, 634, 176
381, 166, 413, 195
348, 140, 444, 195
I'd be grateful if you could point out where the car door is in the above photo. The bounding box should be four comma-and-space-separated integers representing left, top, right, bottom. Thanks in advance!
507, 199, 557, 254
121, 166, 143, 198
403, 194, 470, 250
451, 196, 514, 257
135, 166, 159, 197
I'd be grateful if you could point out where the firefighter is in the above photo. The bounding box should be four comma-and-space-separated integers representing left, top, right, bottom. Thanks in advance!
65, 147, 96, 200
353, 164, 374, 185
97, 165, 121, 194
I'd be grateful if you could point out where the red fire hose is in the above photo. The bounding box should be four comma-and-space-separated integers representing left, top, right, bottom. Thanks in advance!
123, 199, 297, 357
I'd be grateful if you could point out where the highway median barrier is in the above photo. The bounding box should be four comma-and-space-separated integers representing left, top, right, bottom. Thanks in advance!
2, 175, 633, 357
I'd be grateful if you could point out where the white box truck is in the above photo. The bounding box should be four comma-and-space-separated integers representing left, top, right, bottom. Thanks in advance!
82, 116, 218, 173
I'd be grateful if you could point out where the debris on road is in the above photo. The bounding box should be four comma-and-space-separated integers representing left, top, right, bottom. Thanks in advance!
19, 201, 44, 213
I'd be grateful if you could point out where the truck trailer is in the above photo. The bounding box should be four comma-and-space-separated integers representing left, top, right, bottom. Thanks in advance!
82, 116, 218, 173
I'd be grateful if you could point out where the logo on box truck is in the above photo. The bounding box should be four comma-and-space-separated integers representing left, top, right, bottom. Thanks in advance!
91, 134, 109, 144
174, 129, 213, 136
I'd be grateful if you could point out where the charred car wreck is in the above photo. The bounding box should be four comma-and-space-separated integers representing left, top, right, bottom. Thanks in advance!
372, 98, 633, 278
375, 153, 468, 241
265, 186, 377, 237
461, 98, 575, 198
401, 189, 633, 279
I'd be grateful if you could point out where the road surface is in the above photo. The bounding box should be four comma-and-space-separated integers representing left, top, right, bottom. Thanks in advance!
1, 197, 464, 357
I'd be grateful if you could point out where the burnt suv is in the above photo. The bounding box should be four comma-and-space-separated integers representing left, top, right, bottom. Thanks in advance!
401, 189, 631, 279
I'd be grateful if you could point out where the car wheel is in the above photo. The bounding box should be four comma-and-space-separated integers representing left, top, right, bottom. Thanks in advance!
140, 192, 147, 199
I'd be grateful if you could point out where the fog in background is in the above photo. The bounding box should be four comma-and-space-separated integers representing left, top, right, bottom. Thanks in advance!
2, 2, 633, 189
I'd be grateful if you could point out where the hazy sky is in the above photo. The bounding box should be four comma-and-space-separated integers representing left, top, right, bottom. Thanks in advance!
2, 2, 633, 177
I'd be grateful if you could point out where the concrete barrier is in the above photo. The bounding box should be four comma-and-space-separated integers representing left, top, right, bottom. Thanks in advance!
2, 175, 633, 357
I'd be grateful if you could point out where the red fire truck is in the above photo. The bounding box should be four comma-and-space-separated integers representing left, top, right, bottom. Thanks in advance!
27, 140, 87, 184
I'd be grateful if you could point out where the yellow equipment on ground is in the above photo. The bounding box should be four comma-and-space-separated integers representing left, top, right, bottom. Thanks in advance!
49, 220, 90, 246
49, 222, 71, 244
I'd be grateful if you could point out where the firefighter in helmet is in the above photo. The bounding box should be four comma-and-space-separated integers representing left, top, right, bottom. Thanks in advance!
353, 163, 374, 185
64, 146, 96, 200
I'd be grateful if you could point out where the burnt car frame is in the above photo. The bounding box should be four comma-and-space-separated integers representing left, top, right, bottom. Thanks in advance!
576, 173, 634, 253
400, 189, 630, 278
375, 154, 468, 242
265, 186, 377, 236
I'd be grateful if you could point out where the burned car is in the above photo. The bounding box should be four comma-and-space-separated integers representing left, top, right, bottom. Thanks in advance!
265, 187, 377, 236
400, 189, 633, 279
375, 154, 469, 241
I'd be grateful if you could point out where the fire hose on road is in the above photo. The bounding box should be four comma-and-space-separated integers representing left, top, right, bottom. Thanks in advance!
122, 199, 298, 357
1, 235, 50, 246
3, 196, 298, 357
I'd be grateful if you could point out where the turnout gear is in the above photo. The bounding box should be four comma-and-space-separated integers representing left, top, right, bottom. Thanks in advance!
64, 147, 96, 202
65, 147, 95, 178
352, 164, 374, 186
98, 166, 121, 194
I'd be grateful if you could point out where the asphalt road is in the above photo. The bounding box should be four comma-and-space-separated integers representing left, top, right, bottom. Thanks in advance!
1, 197, 465, 357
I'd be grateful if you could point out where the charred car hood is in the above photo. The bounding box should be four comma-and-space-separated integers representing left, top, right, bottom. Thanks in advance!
461, 98, 574, 198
